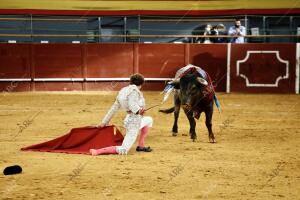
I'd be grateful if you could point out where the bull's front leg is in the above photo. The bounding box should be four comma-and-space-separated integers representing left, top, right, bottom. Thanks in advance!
183, 108, 197, 142
172, 94, 181, 136
205, 102, 216, 143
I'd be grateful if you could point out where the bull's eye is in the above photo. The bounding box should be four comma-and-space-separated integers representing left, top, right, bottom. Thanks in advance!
190, 85, 198, 94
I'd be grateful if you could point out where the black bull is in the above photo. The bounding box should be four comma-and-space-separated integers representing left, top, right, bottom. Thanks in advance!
159, 73, 216, 143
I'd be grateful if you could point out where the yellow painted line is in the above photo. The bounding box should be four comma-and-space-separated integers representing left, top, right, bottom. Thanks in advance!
0, 0, 299, 11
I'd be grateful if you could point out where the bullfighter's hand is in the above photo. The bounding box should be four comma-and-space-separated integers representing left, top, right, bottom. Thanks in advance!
138, 108, 145, 115
96, 123, 108, 128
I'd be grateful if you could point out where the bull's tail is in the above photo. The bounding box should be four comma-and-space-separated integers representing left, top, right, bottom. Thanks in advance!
159, 107, 175, 114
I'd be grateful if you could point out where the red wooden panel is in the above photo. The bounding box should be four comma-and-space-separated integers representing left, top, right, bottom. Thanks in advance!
0, 43, 297, 93
85, 81, 129, 91
34, 82, 83, 91
0, 44, 31, 78
142, 82, 165, 91
138, 44, 185, 78
0, 82, 31, 92
86, 44, 133, 78
230, 44, 296, 93
189, 44, 227, 92
85, 81, 164, 91
33, 44, 83, 78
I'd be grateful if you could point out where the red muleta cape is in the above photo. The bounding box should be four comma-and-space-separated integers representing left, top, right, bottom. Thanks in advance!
21, 126, 124, 154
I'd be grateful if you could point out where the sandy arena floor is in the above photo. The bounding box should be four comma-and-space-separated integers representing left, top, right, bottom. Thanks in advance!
0, 92, 299, 200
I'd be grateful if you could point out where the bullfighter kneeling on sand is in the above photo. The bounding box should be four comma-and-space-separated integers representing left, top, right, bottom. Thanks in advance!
90, 73, 153, 155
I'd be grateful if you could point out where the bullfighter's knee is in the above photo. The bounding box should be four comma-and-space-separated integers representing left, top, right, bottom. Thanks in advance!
116, 146, 130, 155
140, 116, 153, 128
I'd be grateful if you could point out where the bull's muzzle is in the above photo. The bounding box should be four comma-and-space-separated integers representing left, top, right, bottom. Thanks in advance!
182, 104, 192, 110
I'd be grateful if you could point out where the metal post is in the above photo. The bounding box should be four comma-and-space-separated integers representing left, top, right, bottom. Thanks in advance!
30, 14, 33, 43
245, 15, 248, 43
138, 15, 141, 43
98, 17, 101, 43
290, 16, 293, 42
263, 16, 266, 43
124, 16, 127, 43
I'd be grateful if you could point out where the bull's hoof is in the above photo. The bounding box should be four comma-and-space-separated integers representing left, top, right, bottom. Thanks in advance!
190, 135, 197, 141
172, 132, 178, 136
209, 137, 217, 143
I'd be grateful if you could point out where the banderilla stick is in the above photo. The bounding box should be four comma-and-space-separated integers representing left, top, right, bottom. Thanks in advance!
145, 104, 161, 111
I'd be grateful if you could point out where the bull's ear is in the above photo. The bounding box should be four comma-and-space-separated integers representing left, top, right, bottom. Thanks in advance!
169, 79, 180, 89
197, 77, 208, 86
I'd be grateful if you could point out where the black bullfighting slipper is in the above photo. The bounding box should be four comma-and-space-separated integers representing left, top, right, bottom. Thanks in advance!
136, 146, 152, 152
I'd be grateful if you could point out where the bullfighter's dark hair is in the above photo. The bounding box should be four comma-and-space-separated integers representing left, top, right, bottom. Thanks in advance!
130, 73, 144, 86
235, 18, 241, 21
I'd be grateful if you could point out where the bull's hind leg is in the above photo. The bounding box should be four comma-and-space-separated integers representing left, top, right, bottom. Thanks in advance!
172, 92, 181, 136
183, 108, 197, 142
205, 103, 216, 143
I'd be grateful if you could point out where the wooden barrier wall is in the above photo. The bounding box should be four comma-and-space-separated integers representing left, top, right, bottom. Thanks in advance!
0, 43, 299, 93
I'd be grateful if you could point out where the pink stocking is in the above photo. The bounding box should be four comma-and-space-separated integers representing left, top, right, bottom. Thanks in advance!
138, 126, 150, 148
90, 146, 117, 156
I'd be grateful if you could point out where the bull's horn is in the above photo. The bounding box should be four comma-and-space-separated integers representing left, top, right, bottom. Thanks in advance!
197, 77, 208, 86
171, 79, 180, 85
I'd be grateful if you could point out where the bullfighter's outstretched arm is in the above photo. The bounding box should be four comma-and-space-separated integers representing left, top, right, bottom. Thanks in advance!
101, 99, 121, 125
